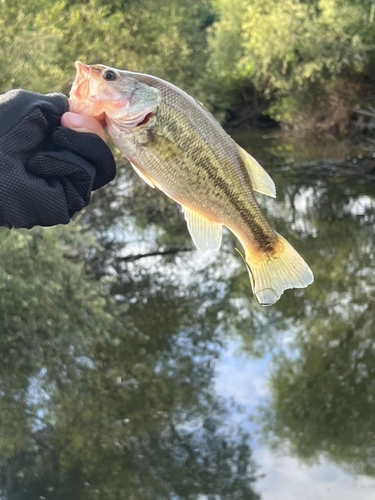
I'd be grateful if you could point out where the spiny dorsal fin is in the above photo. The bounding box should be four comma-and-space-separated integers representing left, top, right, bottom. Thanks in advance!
237, 145, 276, 198
194, 97, 211, 113
182, 206, 222, 252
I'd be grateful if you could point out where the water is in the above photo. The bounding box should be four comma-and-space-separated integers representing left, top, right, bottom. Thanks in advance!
1, 132, 375, 499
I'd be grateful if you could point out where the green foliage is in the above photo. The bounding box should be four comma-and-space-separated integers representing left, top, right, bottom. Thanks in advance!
0, 0, 65, 92
3, 0, 374, 128
208, 0, 375, 126
208, 0, 247, 80
1, 0, 374, 127
0, 0, 212, 98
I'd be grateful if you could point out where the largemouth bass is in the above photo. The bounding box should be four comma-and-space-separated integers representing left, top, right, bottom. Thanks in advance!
69, 62, 313, 305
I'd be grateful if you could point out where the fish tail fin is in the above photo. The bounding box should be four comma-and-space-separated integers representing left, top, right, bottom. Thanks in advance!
241, 232, 314, 306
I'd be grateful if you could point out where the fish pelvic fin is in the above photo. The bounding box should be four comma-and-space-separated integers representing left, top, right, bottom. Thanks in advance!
237, 145, 276, 198
182, 206, 222, 252
243, 232, 314, 306
130, 161, 156, 188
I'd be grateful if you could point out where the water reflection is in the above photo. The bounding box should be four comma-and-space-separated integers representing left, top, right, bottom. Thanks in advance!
0, 244, 260, 499
259, 159, 375, 479
1, 138, 375, 498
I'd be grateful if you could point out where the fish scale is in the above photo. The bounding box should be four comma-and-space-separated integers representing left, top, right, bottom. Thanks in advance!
122, 106, 263, 230
134, 101, 275, 248
69, 62, 314, 305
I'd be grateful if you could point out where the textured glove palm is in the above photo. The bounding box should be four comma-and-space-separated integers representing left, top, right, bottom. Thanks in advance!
0, 90, 116, 228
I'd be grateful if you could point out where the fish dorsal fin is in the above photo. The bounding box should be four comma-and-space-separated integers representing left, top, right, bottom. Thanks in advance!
130, 161, 156, 188
182, 207, 222, 252
237, 145, 276, 198
194, 97, 211, 114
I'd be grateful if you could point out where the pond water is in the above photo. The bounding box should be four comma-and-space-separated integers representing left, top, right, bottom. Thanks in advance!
1, 131, 375, 499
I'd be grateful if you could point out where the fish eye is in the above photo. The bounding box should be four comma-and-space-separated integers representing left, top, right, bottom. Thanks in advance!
102, 70, 117, 81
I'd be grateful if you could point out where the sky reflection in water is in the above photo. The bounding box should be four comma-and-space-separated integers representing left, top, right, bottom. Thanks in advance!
1, 136, 375, 499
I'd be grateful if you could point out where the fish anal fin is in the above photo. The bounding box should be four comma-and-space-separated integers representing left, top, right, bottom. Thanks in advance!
242, 232, 313, 306
237, 145, 276, 198
183, 206, 222, 252
130, 161, 156, 188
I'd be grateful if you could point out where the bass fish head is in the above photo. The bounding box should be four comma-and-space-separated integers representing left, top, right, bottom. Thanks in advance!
69, 61, 160, 130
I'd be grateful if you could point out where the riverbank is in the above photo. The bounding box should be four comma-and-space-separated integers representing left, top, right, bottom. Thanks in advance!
221, 79, 375, 145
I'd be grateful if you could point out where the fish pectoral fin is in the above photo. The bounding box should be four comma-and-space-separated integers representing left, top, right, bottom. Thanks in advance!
182, 207, 222, 252
148, 133, 184, 162
237, 145, 276, 198
130, 161, 156, 188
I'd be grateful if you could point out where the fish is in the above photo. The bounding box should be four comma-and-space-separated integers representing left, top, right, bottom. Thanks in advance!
69, 61, 314, 305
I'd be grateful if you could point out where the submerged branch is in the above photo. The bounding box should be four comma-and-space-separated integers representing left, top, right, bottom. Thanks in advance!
280, 156, 375, 180
117, 247, 193, 263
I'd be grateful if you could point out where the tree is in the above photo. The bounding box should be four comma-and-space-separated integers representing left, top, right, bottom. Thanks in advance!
208, 0, 375, 130
0, 0, 212, 100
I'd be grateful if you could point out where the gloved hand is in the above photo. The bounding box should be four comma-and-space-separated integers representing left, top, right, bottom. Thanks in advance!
0, 89, 116, 229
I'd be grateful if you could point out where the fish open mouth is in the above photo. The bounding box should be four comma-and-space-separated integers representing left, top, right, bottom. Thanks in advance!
69, 61, 107, 123
70, 61, 91, 101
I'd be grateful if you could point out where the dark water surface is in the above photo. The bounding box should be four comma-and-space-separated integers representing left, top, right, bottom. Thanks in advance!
1, 131, 375, 499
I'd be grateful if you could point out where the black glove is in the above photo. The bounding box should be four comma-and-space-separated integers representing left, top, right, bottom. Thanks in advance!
0, 89, 116, 229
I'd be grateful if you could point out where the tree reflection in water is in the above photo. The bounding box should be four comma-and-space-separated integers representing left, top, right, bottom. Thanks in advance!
257, 161, 375, 477
2, 145, 375, 498
0, 218, 260, 499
